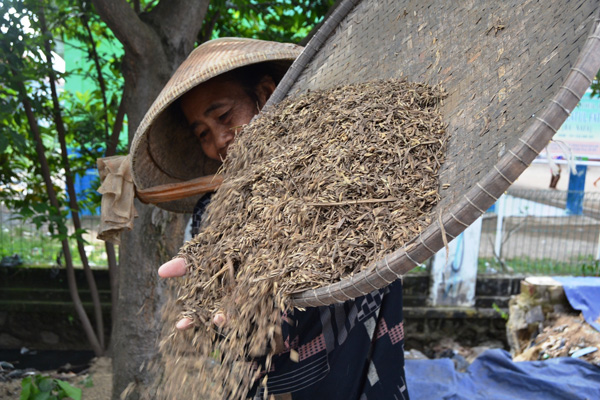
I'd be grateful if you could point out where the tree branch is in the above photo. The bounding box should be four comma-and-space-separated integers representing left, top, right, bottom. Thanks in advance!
90, 0, 155, 57
145, 0, 210, 60
199, 9, 220, 44
14, 76, 104, 357
106, 96, 126, 156
80, 5, 110, 141
39, 7, 106, 352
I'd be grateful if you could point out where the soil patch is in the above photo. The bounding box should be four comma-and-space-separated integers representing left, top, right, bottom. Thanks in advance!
0, 356, 112, 400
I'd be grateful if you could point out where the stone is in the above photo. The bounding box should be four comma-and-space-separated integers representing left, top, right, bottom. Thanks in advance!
451, 353, 469, 372
521, 277, 567, 305
525, 305, 544, 324
0, 333, 22, 348
404, 349, 428, 360
40, 331, 60, 345
477, 339, 505, 349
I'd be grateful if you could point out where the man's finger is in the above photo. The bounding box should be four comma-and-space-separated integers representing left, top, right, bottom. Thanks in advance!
176, 318, 194, 330
213, 312, 226, 327
158, 258, 187, 278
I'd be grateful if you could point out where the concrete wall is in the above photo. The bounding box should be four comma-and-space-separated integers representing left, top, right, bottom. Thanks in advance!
513, 163, 600, 193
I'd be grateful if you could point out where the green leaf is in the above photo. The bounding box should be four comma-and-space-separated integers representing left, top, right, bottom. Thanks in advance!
32, 202, 51, 213
20, 376, 33, 400
0, 132, 8, 153
55, 380, 82, 400
32, 391, 51, 400
8, 129, 27, 152
79, 375, 94, 388
36, 376, 53, 393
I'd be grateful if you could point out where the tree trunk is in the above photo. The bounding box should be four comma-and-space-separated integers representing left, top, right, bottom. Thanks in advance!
80, 3, 125, 346
38, 7, 106, 351
109, 46, 185, 400
111, 205, 186, 399
16, 80, 104, 357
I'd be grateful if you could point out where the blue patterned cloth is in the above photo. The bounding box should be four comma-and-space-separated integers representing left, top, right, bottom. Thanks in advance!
190, 193, 214, 238
191, 196, 409, 399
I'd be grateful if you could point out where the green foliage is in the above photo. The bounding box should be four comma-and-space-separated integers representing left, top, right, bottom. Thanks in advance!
20, 375, 82, 400
0, 214, 108, 266
0, 0, 124, 266
478, 255, 600, 276
0, 1, 58, 203
78, 375, 94, 389
580, 258, 600, 277
202, 0, 337, 43
492, 303, 508, 320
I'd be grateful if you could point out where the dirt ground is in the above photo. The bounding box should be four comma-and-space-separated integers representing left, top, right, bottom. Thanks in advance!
0, 356, 112, 400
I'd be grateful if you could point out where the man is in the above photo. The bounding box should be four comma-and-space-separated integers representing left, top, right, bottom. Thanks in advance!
131, 37, 409, 399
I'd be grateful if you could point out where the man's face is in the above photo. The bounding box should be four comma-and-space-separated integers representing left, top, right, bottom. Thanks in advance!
180, 74, 272, 162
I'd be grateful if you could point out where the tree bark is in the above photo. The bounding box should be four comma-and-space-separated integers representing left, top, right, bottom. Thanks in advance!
90, 0, 210, 397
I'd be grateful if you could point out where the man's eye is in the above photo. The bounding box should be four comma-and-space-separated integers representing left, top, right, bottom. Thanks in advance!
197, 130, 208, 140
219, 110, 231, 122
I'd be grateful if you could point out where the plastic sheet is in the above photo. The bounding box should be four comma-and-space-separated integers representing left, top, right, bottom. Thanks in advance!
405, 349, 600, 400
553, 276, 600, 332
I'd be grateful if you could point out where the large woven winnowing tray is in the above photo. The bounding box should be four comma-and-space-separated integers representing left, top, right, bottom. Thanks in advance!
265, 0, 600, 307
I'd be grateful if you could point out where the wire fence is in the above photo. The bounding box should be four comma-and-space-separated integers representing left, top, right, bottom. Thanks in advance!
2, 189, 600, 275
0, 203, 109, 268
479, 188, 600, 276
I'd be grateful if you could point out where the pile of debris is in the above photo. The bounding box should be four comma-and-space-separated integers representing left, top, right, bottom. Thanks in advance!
506, 277, 599, 366
514, 313, 599, 364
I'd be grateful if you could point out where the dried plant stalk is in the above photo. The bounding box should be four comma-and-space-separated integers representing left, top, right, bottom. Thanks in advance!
159, 78, 449, 399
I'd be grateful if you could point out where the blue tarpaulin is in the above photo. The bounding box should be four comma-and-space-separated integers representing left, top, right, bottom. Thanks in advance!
553, 276, 600, 332
405, 349, 600, 400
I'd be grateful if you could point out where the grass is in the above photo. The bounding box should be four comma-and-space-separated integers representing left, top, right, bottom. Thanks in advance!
478, 255, 600, 276
0, 221, 111, 268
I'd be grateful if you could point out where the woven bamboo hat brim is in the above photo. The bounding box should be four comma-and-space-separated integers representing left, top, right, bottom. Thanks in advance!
266, 0, 600, 307
131, 37, 303, 213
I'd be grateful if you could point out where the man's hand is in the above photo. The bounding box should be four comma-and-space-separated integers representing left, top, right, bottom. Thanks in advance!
158, 258, 227, 330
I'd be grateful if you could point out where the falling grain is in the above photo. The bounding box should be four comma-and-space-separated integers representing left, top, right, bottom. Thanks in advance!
158, 78, 449, 399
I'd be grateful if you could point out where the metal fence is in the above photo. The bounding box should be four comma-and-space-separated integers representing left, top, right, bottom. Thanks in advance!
2, 189, 600, 275
0, 203, 109, 268
479, 189, 600, 276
